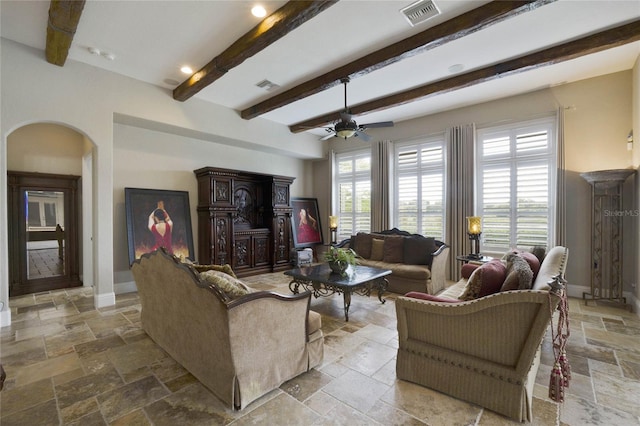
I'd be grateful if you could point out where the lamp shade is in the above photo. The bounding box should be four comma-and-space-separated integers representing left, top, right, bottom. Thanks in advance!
329, 215, 338, 229
467, 216, 482, 234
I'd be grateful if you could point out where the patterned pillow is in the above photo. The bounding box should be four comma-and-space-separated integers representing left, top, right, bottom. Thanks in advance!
500, 253, 534, 291
502, 250, 540, 280
199, 270, 252, 298
193, 263, 237, 278
459, 259, 507, 301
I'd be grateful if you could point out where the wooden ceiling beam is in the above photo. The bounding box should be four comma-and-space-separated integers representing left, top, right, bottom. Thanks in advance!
173, 1, 338, 102
241, 0, 555, 120
290, 20, 640, 133
45, 0, 86, 66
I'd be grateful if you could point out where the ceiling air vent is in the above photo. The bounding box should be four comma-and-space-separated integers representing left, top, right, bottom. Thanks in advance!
401, 0, 440, 27
255, 79, 280, 92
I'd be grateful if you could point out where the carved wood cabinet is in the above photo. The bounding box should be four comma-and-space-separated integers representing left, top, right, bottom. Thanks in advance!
194, 167, 295, 277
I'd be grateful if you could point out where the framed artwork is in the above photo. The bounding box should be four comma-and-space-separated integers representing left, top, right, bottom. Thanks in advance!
125, 188, 195, 265
291, 197, 324, 248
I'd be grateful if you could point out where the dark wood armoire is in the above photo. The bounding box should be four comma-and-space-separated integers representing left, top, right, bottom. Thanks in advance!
194, 167, 295, 277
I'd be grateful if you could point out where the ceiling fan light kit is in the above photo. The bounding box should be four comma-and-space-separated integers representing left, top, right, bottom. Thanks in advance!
321, 78, 394, 141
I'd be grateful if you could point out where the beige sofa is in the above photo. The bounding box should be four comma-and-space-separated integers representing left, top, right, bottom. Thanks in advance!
395, 246, 569, 422
131, 248, 324, 410
339, 228, 449, 295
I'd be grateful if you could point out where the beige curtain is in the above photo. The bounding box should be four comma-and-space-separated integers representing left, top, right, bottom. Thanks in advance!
371, 140, 391, 232
446, 124, 476, 281
555, 108, 567, 247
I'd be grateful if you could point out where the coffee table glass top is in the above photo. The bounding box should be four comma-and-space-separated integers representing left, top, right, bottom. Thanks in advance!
284, 263, 391, 286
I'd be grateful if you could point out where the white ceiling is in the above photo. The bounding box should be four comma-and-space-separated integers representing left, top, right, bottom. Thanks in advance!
2, 0, 639, 138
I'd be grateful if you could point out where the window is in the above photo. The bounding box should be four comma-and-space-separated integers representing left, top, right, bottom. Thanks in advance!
394, 137, 445, 240
476, 118, 556, 252
334, 150, 371, 239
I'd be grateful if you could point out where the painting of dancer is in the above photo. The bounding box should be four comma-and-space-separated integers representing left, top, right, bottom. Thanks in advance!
125, 188, 195, 264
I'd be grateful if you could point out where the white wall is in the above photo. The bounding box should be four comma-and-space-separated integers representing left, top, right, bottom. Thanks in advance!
322, 71, 637, 303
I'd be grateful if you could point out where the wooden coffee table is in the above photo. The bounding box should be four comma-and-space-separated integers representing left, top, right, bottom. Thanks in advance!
285, 264, 391, 321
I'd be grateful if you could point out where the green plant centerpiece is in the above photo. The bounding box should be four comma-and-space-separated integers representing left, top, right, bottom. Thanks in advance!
324, 246, 359, 276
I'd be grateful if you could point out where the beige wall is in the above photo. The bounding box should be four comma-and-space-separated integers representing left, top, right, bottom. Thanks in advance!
7, 123, 84, 175
112, 123, 309, 286
321, 71, 637, 300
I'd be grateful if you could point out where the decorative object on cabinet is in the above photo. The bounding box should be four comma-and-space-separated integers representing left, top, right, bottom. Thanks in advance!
291, 197, 324, 248
194, 167, 295, 277
124, 188, 195, 265
580, 169, 636, 306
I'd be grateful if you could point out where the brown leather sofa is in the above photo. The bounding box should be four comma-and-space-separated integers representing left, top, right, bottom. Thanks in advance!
395, 246, 569, 422
131, 248, 324, 410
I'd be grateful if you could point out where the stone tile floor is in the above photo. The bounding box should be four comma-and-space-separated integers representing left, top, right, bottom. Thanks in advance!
1, 272, 639, 425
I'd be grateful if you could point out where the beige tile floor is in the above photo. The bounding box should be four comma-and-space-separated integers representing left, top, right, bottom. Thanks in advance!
1, 272, 639, 425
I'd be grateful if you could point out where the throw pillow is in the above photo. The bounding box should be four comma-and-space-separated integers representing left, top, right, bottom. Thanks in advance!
459, 259, 507, 301
461, 263, 479, 279
370, 238, 384, 261
404, 292, 460, 303
199, 270, 252, 298
193, 263, 237, 278
353, 232, 373, 259
531, 245, 547, 265
403, 236, 436, 265
502, 249, 540, 281
500, 252, 534, 291
383, 236, 404, 263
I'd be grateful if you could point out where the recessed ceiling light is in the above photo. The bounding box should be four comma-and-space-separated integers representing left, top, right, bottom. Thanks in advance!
180, 66, 193, 74
252, 5, 267, 18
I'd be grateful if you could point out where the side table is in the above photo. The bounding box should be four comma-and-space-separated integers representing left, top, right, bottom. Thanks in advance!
456, 255, 493, 264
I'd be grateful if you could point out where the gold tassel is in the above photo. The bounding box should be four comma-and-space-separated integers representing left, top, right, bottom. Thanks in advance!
549, 362, 565, 403
559, 350, 571, 387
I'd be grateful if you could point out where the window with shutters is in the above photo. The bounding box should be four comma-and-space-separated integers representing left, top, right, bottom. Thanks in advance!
334, 150, 371, 240
476, 118, 556, 252
393, 137, 445, 240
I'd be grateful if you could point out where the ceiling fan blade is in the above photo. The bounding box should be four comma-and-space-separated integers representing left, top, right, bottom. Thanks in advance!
320, 132, 336, 141
355, 130, 372, 142
360, 121, 394, 129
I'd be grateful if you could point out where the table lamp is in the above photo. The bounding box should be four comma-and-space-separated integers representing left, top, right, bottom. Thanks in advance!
329, 215, 338, 244
467, 216, 482, 259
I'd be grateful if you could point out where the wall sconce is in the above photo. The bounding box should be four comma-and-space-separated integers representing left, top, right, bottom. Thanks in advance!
627, 130, 633, 151
467, 216, 482, 259
329, 215, 338, 244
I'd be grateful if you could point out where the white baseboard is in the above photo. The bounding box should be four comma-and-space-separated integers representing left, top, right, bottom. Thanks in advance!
94, 291, 116, 309
0, 309, 11, 327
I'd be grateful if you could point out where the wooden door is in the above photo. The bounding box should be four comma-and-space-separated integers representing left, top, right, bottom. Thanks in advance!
8, 171, 82, 296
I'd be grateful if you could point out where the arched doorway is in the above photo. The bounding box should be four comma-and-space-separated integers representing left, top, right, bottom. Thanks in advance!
6, 123, 94, 296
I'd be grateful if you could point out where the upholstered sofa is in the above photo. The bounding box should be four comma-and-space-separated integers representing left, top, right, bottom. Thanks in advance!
131, 248, 324, 410
395, 246, 569, 422
338, 228, 449, 295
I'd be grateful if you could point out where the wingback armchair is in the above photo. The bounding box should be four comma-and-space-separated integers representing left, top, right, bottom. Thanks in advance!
395, 246, 568, 422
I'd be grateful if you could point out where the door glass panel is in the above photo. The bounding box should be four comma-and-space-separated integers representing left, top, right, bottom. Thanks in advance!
25, 190, 65, 280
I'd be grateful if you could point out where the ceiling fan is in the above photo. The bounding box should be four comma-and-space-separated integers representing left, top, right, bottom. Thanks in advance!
320, 78, 394, 141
